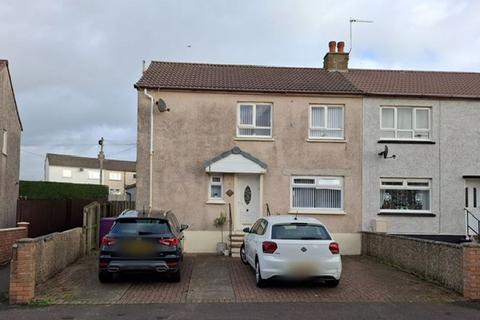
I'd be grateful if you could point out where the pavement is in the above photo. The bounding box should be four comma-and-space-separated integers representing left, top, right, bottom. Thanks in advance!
34, 254, 462, 304
1, 302, 480, 320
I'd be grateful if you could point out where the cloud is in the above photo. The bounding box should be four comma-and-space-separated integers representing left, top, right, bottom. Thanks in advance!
1, 0, 479, 179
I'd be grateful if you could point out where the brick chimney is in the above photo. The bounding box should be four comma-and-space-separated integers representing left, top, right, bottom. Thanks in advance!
323, 41, 349, 72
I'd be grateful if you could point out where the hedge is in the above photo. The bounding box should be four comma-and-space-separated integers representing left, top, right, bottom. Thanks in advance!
19, 180, 109, 200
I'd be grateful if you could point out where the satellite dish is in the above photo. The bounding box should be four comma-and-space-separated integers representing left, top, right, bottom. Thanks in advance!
378, 145, 396, 159
156, 98, 169, 112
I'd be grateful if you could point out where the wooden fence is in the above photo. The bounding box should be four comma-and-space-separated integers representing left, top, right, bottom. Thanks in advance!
16, 199, 95, 237
17, 199, 135, 238
83, 200, 135, 254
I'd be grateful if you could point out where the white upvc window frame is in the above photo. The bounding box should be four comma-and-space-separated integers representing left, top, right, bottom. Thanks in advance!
1, 130, 7, 156
88, 170, 100, 180
380, 106, 431, 141
62, 169, 72, 178
208, 174, 224, 201
109, 172, 122, 181
379, 178, 432, 213
290, 176, 344, 213
309, 105, 345, 140
236, 102, 273, 138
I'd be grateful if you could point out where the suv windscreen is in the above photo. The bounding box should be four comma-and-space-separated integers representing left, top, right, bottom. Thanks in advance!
271, 223, 331, 240
110, 218, 172, 236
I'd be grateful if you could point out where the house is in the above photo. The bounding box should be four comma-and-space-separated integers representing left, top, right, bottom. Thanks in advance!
45, 153, 136, 201
134, 41, 364, 254
134, 41, 480, 254
343, 69, 480, 235
0, 59, 22, 228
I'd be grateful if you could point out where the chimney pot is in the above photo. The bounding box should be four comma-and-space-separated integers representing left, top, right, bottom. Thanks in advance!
337, 41, 345, 53
328, 41, 337, 53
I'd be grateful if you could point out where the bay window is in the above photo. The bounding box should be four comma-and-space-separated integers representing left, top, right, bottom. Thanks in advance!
237, 103, 272, 138
380, 178, 431, 212
291, 176, 343, 211
309, 105, 344, 139
380, 106, 431, 140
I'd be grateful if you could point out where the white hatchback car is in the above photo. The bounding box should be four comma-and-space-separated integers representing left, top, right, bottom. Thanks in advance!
240, 215, 342, 287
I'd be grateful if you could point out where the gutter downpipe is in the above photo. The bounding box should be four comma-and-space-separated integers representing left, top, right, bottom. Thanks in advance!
144, 88, 155, 216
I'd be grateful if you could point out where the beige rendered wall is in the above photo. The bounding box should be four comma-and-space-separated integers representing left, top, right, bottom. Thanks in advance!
136, 90, 363, 251
0, 66, 21, 228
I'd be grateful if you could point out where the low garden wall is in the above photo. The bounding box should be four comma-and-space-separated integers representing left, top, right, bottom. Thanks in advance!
362, 232, 480, 299
0, 222, 29, 264
9, 227, 84, 304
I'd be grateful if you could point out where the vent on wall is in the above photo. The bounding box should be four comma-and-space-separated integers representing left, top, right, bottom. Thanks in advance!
79, 168, 84, 172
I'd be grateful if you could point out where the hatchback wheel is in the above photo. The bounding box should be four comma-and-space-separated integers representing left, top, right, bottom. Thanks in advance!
325, 279, 340, 287
240, 245, 248, 265
98, 271, 114, 283
255, 260, 266, 288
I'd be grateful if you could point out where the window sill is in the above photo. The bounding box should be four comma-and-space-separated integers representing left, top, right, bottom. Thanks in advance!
206, 199, 226, 205
288, 210, 346, 215
378, 211, 436, 217
306, 139, 347, 143
234, 137, 274, 142
378, 139, 435, 144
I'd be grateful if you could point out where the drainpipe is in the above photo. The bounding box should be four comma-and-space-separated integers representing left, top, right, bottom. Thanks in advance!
144, 89, 154, 216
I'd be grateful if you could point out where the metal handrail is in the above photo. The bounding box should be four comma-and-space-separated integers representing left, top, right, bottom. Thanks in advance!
464, 207, 480, 238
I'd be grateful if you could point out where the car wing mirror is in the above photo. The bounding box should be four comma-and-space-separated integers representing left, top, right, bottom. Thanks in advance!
242, 227, 250, 233
180, 224, 189, 232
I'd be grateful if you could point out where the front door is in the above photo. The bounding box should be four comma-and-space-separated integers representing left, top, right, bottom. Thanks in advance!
465, 179, 480, 234
236, 174, 261, 230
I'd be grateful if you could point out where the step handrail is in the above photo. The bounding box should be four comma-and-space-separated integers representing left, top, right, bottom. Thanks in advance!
464, 207, 480, 238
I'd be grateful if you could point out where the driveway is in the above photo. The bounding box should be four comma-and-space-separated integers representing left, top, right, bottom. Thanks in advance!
34, 255, 462, 304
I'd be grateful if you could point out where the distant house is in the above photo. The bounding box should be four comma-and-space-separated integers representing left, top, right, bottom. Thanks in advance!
0, 59, 22, 228
45, 153, 136, 201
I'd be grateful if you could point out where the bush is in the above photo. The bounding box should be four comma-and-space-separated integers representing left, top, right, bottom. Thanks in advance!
19, 180, 109, 200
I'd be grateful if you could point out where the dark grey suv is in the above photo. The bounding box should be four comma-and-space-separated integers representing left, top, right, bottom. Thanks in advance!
98, 210, 188, 283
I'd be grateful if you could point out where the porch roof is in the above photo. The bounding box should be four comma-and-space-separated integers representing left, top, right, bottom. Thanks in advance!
204, 147, 267, 174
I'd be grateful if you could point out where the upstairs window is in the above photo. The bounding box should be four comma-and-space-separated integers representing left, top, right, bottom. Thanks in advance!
380, 107, 431, 140
109, 172, 122, 181
237, 103, 272, 138
88, 170, 100, 180
309, 105, 344, 139
380, 178, 431, 212
62, 169, 72, 178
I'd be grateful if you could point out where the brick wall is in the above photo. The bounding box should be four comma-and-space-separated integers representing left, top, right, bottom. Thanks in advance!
362, 232, 480, 299
9, 227, 84, 304
0, 222, 29, 264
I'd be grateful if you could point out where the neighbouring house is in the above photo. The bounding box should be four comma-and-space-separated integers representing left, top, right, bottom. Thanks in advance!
0, 59, 22, 228
125, 183, 136, 202
45, 153, 136, 201
135, 41, 364, 254
343, 70, 480, 236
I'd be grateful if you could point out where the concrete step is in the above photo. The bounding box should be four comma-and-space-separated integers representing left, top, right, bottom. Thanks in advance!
231, 253, 241, 258
229, 243, 242, 249
229, 234, 245, 238
231, 247, 241, 254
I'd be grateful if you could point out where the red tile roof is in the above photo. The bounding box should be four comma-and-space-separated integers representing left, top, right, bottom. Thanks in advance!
135, 61, 361, 95
135, 61, 480, 99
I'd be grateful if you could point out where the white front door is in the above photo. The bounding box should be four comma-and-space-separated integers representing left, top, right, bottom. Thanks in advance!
465, 179, 480, 234
236, 174, 261, 230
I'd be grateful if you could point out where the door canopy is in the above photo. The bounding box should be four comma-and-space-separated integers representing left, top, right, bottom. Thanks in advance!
204, 147, 267, 174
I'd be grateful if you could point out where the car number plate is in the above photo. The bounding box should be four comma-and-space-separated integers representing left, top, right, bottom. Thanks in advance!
123, 241, 155, 256
288, 262, 317, 276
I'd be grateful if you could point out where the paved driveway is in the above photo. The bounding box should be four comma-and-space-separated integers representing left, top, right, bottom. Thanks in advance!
35, 255, 462, 304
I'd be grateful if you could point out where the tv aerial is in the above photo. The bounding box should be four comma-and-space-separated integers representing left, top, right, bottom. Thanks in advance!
378, 145, 396, 159
349, 18, 373, 52
156, 98, 170, 112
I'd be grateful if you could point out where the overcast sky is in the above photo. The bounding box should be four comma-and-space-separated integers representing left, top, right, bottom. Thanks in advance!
1, 0, 479, 180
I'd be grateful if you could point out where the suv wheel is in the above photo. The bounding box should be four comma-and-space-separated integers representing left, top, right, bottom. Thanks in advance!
169, 269, 181, 283
255, 260, 266, 288
98, 271, 114, 283
240, 245, 248, 265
